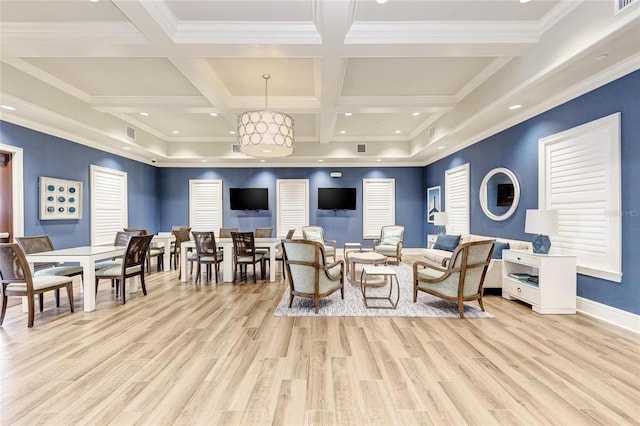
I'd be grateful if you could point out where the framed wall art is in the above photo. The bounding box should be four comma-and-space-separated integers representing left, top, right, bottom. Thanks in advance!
427, 185, 441, 223
40, 176, 82, 220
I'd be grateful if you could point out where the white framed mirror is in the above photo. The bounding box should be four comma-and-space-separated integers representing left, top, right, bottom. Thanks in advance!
479, 167, 520, 221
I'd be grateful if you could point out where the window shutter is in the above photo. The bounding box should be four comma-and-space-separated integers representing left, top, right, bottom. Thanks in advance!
363, 178, 395, 239
90, 165, 127, 245
277, 179, 309, 238
189, 179, 223, 232
539, 112, 621, 282
445, 163, 470, 235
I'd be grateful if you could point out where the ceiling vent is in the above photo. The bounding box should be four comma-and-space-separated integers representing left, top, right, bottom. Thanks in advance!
126, 125, 136, 140
356, 143, 367, 153
429, 124, 437, 140
232, 144, 241, 153
615, 0, 636, 14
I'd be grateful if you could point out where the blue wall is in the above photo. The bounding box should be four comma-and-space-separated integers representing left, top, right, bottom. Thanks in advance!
425, 70, 640, 315
0, 122, 159, 248
157, 166, 425, 248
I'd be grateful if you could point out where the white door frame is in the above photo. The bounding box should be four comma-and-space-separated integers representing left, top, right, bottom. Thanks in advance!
0, 143, 24, 239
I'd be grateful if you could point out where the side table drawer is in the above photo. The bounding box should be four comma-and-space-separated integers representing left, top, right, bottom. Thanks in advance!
503, 279, 540, 305
503, 250, 540, 268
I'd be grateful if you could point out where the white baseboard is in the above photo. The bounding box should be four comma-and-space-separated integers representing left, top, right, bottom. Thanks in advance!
576, 297, 640, 334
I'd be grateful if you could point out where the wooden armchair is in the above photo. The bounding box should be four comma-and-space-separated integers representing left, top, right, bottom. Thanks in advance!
301, 225, 337, 262
413, 239, 495, 318
1, 243, 74, 328
372, 225, 404, 264
281, 239, 344, 314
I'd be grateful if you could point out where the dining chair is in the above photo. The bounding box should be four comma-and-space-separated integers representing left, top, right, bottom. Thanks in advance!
281, 239, 344, 314
231, 231, 264, 283
170, 227, 193, 271
95, 231, 140, 270
95, 235, 153, 304
302, 225, 337, 262
219, 228, 238, 239
1, 243, 75, 328
413, 239, 495, 318
191, 231, 223, 283
123, 228, 164, 272
254, 227, 273, 272
15, 235, 84, 310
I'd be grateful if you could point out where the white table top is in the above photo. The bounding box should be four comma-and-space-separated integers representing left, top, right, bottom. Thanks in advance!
26, 245, 124, 257
362, 265, 397, 275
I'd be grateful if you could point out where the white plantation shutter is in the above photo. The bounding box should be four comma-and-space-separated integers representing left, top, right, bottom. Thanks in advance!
363, 178, 395, 239
277, 179, 308, 238
539, 113, 621, 282
445, 163, 470, 235
90, 165, 127, 245
189, 179, 223, 232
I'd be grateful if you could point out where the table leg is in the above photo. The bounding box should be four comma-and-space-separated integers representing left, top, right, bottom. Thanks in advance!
82, 258, 96, 312
180, 243, 188, 282
223, 243, 233, 281
269, 247, 276, 282
162, 241, 171, 272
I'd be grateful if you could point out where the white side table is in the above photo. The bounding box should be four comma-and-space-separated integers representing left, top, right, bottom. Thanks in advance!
360, 265, 399, 309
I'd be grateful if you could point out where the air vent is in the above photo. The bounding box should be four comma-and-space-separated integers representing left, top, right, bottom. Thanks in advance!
429, 124, 437, 140
615, 0, 636, 14
232, 144, 241, 153
356, 144, 367, 153
126, 125, 136, 140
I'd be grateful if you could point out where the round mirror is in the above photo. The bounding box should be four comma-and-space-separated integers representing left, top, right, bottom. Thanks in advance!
479, 167, 520, 221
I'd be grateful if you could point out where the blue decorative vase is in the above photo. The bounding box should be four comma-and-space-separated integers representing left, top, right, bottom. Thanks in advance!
532, 234, 551, 254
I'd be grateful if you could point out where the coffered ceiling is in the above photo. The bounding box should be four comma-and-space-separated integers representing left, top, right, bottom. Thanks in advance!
1, 0, 638, 167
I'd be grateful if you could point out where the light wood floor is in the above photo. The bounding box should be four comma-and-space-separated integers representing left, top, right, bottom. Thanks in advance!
1, 255, 638, 425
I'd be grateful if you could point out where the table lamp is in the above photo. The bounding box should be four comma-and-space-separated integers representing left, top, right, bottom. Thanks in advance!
525, 209, 558, 254
433, 212, 448, 235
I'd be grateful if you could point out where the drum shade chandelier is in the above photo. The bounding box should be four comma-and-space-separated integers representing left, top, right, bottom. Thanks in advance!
237, 74, 295, 157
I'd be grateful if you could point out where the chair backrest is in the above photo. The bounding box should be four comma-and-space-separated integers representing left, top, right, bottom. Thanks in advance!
231, 232, 255, 258
172, 227, 192, 245
285, 229, 296, 239
447, 240, 495, 296
15, 235, 57, 270
122, 235, 154, 269
281, 239, 331, 294
302, 226, 325, 244
114, 231, 141, 247
380, 225, 404, 245
123, 227, 148, 235
220, 228, 238, 239
254, 227, 273, 238
192, 231, 218, 257
0, 243, 33, 289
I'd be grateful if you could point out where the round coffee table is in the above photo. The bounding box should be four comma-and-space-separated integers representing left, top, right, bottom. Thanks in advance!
347, 251, 387, 283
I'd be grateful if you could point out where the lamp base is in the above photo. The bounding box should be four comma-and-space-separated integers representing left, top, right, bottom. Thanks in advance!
532, 234, 551, 254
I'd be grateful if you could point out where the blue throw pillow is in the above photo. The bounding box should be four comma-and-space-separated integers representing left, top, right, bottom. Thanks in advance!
492, 242, 510, 259
433, 234, 461, 252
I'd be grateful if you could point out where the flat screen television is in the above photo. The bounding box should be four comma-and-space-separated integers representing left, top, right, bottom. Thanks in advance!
230, 188, 269, 210
318, 187, 357, 210
496, 183, 514, 206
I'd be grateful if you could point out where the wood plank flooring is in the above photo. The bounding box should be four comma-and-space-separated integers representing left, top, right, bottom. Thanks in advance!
1, 255, 638, 425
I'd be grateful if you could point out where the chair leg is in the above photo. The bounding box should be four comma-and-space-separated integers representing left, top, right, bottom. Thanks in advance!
39, 293, 44, 312
55, 288, 60, 307
0, 295, 8, 325
120, 279, 126, 304
140, 272, 147, 296
478, 297, 485, 312
458, 301, 464, 318
66, 284, 75, 313
195, 262, 201, 283
27, 293, 35, 328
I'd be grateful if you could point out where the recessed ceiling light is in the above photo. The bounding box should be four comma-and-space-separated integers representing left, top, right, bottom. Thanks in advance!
172, 130, 179, 134
89, 0, 99, 3
229, 131, 236, 134
140, 112, 149, 116
376, 0, 389, 4
344, 112, 352, 116
318, 159, 324, 162
122, 146, 131, 150
210, 112, 218, 117
260, 159, 265, 163
412, 112, 420, 116
1, 105, 16, 111
339, 130, 346, 134
395, 130, 401, 134
437, 146, 445, 150
509, 104, 522, 110
201, 159, 207, 163
376, 159, 382, 162
519, 0, 531, 3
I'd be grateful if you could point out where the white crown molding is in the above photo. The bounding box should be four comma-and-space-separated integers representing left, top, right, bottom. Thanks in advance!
345, 21, 540, 44
138, 0, 179, 40
577, 297, 640, 334
174, 21, 322, 44
338, 95, 456, 109
0, 22, 148, 44
538, 0, 585, 35
454, 57, 513, 102
91, 95, 212, 112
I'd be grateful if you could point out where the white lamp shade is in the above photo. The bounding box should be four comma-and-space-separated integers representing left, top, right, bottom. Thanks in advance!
525, 209, 558, 235
433, 212, 448, 226
237, 110, 294, 157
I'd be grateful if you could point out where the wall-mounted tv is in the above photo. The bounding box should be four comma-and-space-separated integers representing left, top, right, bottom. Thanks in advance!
318, 187, 357, 210
496, 183, 514, 206
230, 188, 269, 210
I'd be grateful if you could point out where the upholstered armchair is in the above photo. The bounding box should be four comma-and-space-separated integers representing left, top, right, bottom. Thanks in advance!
372, 225, 405, 264
413, 239, 495, 318
281, 239, 344, 314
301, 225, 337, 262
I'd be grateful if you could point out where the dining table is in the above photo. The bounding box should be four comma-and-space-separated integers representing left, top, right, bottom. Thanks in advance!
26, 245, 127, 312
180, 237, 279, 283
152, 232, 175, 272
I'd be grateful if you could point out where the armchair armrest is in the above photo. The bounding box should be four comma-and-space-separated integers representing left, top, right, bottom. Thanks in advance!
325, 239, 337, 251
413, 260, 450, 284
372, 239, 380, 249
323, 259, 345, 281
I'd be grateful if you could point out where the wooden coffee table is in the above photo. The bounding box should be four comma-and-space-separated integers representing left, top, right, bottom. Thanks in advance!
347, 251, 387, 283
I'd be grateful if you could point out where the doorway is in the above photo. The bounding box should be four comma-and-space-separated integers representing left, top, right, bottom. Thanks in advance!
0, 151, 12, 242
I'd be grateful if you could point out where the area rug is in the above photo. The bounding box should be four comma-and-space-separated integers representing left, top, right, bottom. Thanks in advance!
273, 263, 494, 318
